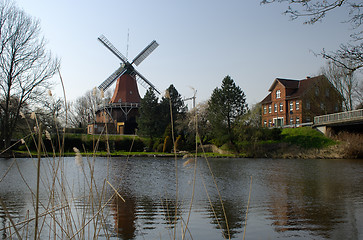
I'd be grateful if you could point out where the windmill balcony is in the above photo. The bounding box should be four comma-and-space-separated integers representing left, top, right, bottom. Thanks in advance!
96, 102, 140, 112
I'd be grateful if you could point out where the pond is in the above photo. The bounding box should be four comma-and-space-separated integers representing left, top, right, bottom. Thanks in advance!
0, 156, 362, 239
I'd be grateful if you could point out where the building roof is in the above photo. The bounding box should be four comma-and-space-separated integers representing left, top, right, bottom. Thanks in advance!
261, 75, 327, 104
268, 78, 299, 91
261, 93, 271, 103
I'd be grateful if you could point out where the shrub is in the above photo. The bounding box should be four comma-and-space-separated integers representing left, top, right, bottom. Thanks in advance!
156, 143, 164, 152
163, 136, 173, 153
175, 135, 185, 151
335, 132, 363, 158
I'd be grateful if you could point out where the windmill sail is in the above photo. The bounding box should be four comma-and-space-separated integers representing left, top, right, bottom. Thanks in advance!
97, 34, 160, 94
132, 40, 159, 66
98, 65, 126, 91
133, 68, 160, 94
98, 35, 128, 64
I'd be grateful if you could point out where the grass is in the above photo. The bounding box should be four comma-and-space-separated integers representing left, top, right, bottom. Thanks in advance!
281, 127, 336, 149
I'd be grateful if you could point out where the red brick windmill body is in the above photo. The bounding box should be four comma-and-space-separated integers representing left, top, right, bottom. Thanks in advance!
90, 35, 159, 135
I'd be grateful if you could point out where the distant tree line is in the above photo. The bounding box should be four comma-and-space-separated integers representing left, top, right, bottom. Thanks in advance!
136, 75, 252, 152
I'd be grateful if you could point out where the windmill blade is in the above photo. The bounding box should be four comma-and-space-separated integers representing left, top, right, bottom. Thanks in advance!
98, 65, 126, 91
131, 40, 159, 66
132, 69, 160, 94
98, 35, 128, 64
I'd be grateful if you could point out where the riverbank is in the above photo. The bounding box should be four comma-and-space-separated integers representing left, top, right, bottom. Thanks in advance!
1, 141, 360, 159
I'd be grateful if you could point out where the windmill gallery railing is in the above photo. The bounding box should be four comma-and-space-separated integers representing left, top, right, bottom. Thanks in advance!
95, 102, 140, 112
314, 109, 363, 125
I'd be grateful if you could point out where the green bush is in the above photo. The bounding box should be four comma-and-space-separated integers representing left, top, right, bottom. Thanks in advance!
156, 143, 164, 152
175, 135, 185, 151
236, 126, 282, 142
163, 136, 173, 153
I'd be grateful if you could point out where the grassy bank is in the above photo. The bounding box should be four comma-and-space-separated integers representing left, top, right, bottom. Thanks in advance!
5, 127, 362, 159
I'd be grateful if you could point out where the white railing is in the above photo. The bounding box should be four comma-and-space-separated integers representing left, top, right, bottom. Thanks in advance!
314, 109, 363, 125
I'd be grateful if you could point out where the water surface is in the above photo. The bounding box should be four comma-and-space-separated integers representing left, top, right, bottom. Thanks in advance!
0, 157, 362, 239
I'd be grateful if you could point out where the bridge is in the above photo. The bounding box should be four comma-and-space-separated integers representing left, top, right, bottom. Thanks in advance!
314, 109, 363, 135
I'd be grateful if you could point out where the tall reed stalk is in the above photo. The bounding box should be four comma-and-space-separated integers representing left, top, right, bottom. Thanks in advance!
0, 76, 237, 240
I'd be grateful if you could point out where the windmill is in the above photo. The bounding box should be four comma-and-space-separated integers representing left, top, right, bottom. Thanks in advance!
89, 35, 160, 135
97, 34, 160, 103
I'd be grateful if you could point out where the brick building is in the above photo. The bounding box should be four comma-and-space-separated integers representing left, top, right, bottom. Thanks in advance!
261, 75, 343, 127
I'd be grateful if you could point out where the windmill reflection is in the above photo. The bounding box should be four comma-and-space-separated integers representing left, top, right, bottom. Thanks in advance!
111, 195, 136, 240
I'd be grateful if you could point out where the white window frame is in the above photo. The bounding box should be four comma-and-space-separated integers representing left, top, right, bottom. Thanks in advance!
268, 105, 271, 113
276, 90, 281, 99
273, 117, 284, 127
296, 101, 299, 110
279, 102, 283, 112
290, 101, 294, 111
274, 103, 277, 112
263, 105, 267, 114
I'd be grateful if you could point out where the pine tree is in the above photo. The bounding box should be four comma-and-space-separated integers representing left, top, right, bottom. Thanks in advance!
207, 75, 248, 145
137, 88, 160, 139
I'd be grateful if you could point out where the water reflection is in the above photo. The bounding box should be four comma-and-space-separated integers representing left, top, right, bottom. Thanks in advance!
111, 195, 136, 240
0, 157, 362, 239
263, 159, 362, 239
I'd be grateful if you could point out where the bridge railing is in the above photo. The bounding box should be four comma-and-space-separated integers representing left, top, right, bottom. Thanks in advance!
314, 109, 363, 125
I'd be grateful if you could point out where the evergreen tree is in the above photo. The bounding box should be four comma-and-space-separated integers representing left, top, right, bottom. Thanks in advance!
137, 88, 160, 139
207, 75, 248, 145
160, 84, 187, 135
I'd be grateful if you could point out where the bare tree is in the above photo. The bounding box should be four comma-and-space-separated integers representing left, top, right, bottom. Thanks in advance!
320, 61, 361, 110
35, 95, 65, 133
261, 0, 363, 72
182, 101, 211, 145
261, 1, 358, 26
69, 88, 112, 129
0, 0, 59, 148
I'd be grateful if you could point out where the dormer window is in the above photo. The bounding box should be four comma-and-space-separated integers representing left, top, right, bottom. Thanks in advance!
276, 90, 281, 99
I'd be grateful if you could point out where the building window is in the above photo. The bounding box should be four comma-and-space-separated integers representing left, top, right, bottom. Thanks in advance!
296, 117, 300, 125
279, 102, 283, 112
276, 90, 281, 99
263, 105, 267, 114
306, 100, 310, 110
315, 87, 319, 96
296, 101, 299, 110
274, 103, 277, 112
306, 117, 311, 122
335, 104, 339, 112
264, 120, 267, 127
325, 89, 330, 97
269, 105, 271, 113
290, 101, 294, 111
290, 117, 293, 125
320, 103, 325, 110
269, 119, 272, 127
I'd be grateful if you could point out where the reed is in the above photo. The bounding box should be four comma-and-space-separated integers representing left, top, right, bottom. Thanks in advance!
0, 74, 235, 240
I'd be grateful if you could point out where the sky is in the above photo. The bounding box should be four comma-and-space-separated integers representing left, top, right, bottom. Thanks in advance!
15, 0, 351, 109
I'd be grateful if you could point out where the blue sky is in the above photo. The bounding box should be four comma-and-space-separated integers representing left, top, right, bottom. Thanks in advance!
16, 0, 350, 108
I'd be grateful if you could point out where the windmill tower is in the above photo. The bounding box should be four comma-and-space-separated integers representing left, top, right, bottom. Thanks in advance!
88, 35, 160, 135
